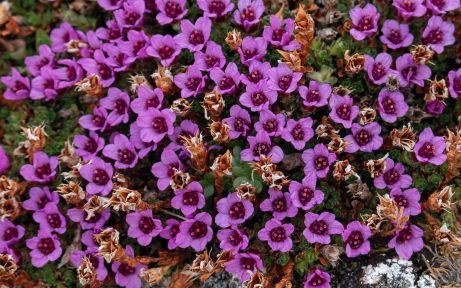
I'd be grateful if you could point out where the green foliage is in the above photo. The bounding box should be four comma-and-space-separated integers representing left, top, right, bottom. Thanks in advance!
295, 246, 318, 275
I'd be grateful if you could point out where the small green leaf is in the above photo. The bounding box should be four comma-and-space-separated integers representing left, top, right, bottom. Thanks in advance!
204, 185, 214, 198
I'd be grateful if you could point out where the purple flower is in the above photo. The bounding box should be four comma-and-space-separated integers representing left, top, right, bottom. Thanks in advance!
118, 30, 150, 60
380, 20, 414, 50
146, 34, 181, 67
374, 158, 413, 189
414, 127, 447, 165
50, 22, 85, 53
79, 157, 113, 196
225, 252, 263, 282
126, 210, 163, 246
254, 110, 286, 137
223, 105, 252, 139
171, 181, 206, 216
160, 219, 181, 249
79, 107, 108, 132
23, 187, 59, 212
215, 192, 254, 227
237, 36, 267, 66
78, 50, 115, 87
258, 218, 294, 252
241, 130, 284, 163
422, 16, 455, 54
130, 123, 158, 159
174, 65, 207, 98
268, 63, 302, 94
136, 108, 176, 143
303, 212, 344, 244
349, 4, 380, 41
289, 176, 324, 210
30, 67, 61, 100
97, 0, 123, 11
100, 87, 130, 126
20, 151, 58, 183
0, 68, 30, 101
448, 68, 461, 99
304, 268, 331, 288
281, 117, 314, 150
263, 15, 299, 51
81, 230, 98, 247
302, 144, 336, 178
175, 17, 211, 52
151, 148, 184, 190
25, 45, 55, 77
0, 219, 24, 245
426, 0, 460, 14
344, 122, 383, 153
388, 223, 423, 260
198, 0, 234, 19
328, 94, 359, 128
377, 89, 409, 123
67, 207, 110, 230
167, 119, 199, 151
111, 245, 146, 288
260, 188, 298, 220
26, 230, 62, 268
210, 63, 240, 95
239, 81, 277, 112
70, 246, 107, 281
364, 53, 395, 85
392, 0, 426, 21
103, 134, 138, 169
131, 85, 164, 115
74, 131, 105, 161
114, 0, 145, 28
299, 80, 331, 108
0, 146, 10, 174
390, 188, 421, 216
395, 53, 431, 87
342, 221, 371, 258
241, 61, 271, 85
32, 203, 67, 234
54, 59, 84, 89
427, 100, 445, 115
176, 212, 213, 251
193, 41, 226, 71
217, 227, 249, 253
233, 0, 265, 32
155, 0, 188, 25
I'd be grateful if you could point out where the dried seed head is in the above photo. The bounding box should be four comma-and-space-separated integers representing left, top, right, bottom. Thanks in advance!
77, 256, 97, 286
0, 176, 25, 196
75, 74, 104, 98
56, 181, 86, 205
181, 132, 209, 173
225, 29, 242, 51
358, 107, 376, 125
107, 187, 148, 212
347, 181, 372, 202
94, 228, 122, 263
236, 182, 257, 201
333, 160, 359, 181
328, 136, 349, 154
332, 85, 353, 97
170, 169, 192, 191
170, 98, 191, 117
426, 186, 454, 213
385, 75, 401, 91
0, 1, 11, 26
316, 116, 340, 139
83, 196, 107, 221
361, 213, 384, 235
63, 160, 85, 181
319, 245, 344, 267
14, 124, 48, 159
445, 127, 461, 181
365, 153, 388, 178
252, 156, 290, 189
129, 75, 151, 93
211, 150, 232, 175
65, 39, 89, 56
202, 90, 225, 120
294, 4, 315, 62
152, 65, 174, 94
59, 139, 79, 168
425, 78, 449, 103
0, 253, 17, 281
411, 45, 434, 65
245, 270, 268, 288
0, 194, 21, 221
141, 266, 171, 286
344, 50, 365, 74
277, 49, 313, 73
209, 121, 230, 143
390, 124, 416, 152
376, 194, 409, 231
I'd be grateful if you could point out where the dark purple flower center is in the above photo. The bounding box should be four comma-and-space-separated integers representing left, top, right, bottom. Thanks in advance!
401, 0, 416, 11
87, 253, 99, 269
229, 202, 246, 219
357, 15, 373, 31
291, 124, 305, 141
431, 0, 446, 8
396, 227, 412, 243
133, 40, 146, 54
253, 142, 271, 157
189, 221, 207, 239
354, 129, 372, 146
47, 213, 62, 228
93, 168, 110, 186
263, 119, 278, 133
278, 75, 293, 91
336, 104, 351, 120
298, 187, 314, 206
167, 163, 179, 177
189, 30, 205, 46
125, 11, 140, 25
37, 196, 50, 209
240, 257, 256, 270
394, 195, 409, 208
314, 156, 329, 171
97, 63, 112, 80
382, 96, 396, 114
170, 224, 179, 237
43, 79, 54, 90
453, 76, 461, 93
182, 191, 199, 206
309, 274, 325, 286
3, 227, 18, 241
145, 97, 160, 109
229, 230, 243, 246
108, 28, 121, 40
248, 70, 263, 83
243, 49, 256, 60
347, 231, 364, 249
36, 164, 51, 179
38, 237, 55, 255
309, 220, 328, 235
204, 55, 218, 68
185, 77, 201, 91
424, 29, 443, 45
241, 6, 255, 22
118, 263, 136, 276
388, 29, 403, 44
13, 81, 28, 92
372, 63, 386, 80
270, 227, 287, 242
67, 66, 77, 80
251, 92, 268, 106
418, 142, 435, 159
272, 197, 287, 212
272, 29, 285, 42
233, 117, 247, 132
152, 117, 168, 133
92, 115, 105, 127
83, 211, 102, 224
209, 0, 226, 16
305, 89, 320, 103
402, 66, 416, 80
219, 76, 235, 91
165, 1, 182, 19
159, 45, 174, 59
383, 168, 400, 185
118, 148, 136, 164
139, 216, 156, 234
114, 99, 127, 114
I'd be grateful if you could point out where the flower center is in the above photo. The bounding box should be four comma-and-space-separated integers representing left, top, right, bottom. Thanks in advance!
125, 11, 140, 25
243, 49, 256, 60
396, 227, 412, 243
167, 163, 179, 177
382, 97, 396, 114
67, 66, 76, 80
372, 63, 386, 80
234, 117, 246, 132
270, 227, 287, 242
182, 191, 199, 206
271, 197, 287, 212
97, 63, 112, 80
309, 220, 328, 235
165, 1, 182, 18
229, 202, 246, 219
209, 0, 225, 16
204, 55, 218, 68
159, 45, 174, 59
152, 117, 168, 133
272, 28, 285, 42
240, 257, 256, 270
47, 213, 62, 228
394, 195, 409, 208
248, 70, 263, 83
37, 196, 50, 209
13, 81, 27, 92
241, 6, 255, 22
38, 238, 55, 255
357, 15, 373, 31
278, 75, 293, 91
354, 129, 372, 146
36, 164, 51, 179
145, 97, 160, 109
3, 227, 18, 241
219, 76, 235, 90
253, 143, 271, 157
383, 168, 400, 185
132, 40, 146, 54
114, 99, 127, 114
189, 221, 207, 239
424, 29, 443, 45
336, 104, 351, 120
84, 138, 98, 153
93, 168, 110, 186
305, 89, 320, 103
139, 216, 156, 234
417, 142, 435, 159
229, 230, 243, 246
118, 263, 136, 276
189, 30, 205, 46
401, 0, 416, 11
347, 231, 364, 249
170, 224, 179, 237
453, 77, 461, 93
185, 77, 201, 91
263, 119, 278, 133
118, 149, 136, 164
83, 211, 102, 223
314, 156, 329, 171
92, 115, 105, 127
299, 187, 314, 205
251, 92, 268, 106
431, 0, 445, 8
309, 274, 325, 286
291, 124, 305, 141
389, 29, 402, 44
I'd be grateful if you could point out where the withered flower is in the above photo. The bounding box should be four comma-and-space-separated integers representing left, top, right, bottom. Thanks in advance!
332, 160, 359, 181
202, 90, 225, 120
411, 45, 434, 65
434, 223, 461, 247
94, 228, 122, 263
188, 250, 216, 282
376, 194, 409, 233
245, 270, 268, 288
358, 107, 376, 125
168, 270, 198, 288
390, 124, 416, 152
225, 29, 242, 51
365, 153, 388, 178
252, 156, 290, 190
181, 132, 209, 174
211, 150, 232, 176
0, 253, 17, 280
327, 136, 349, 154
236, 182, 257, 201
141, 266, 171, 286
332, 85, 353, 96
347, 181, 372, 202
112, 172, 130, 189
83, 196, 107, 221
277, 49, 313, 74
316, 116, 340, 139
77, 256, 97, 286
426, 186, 454, 213
62, 160, 85, 181
385, 75, 401, 91
425, 77, 448, 103
56, 181, 86, 205
128, 74, 151, 93
59, 139, 79, 168
0, 176, 25, 196
294, 4, 315, 63
170, 98, 191, 117
75, 74, 104, 98
209, 121, 230, 143
0, 194, 21, 220
170, 168, 192, 191
319, 245, 344, 267
338, 19, 353, 34
65, 39, 89, 57
152, 65, 174, 94
344, 50, 365, 74
361, 213, 384, 235
106, 187, 149, 212
445, 127, 461, 181
0, 1, 10, 26
14, 124, 48, 159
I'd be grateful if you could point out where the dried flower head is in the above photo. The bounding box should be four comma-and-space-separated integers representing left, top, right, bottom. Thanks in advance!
333, 160, 359, 181
365, 153, 388, 178
445, 127, 461, 181
181, 132, 209, 173
252, 156, 290, 190
0, 194, 21, 220
94, 228, 122, 263
128, 74, 151, 93
328, 136, 349, 154
225, 29, 242, 51
170, 169, 192, 191
75, 74, 104, 98
236, 182, 257, 201
319, 244, 344, 267
65, 39, 88, 56
358, 107, 377, 125
0, 176, 25, 196
141, 266, 171, 286
170, 98, 191, 117
59, 138, 79, 168
14, 124, 48, 159
0, 253, 17, 281
77, 256, 97, 286
209, 121, 230, 143
411, 45, 434, 65
361, 213, 384, 235
426, 186, 454, 213
211, 150, 232, 176
344, 50, 365, 74
63, 160, 85, 181
347, 181, 372, 202
376, 194, 409, 233
245, 270, 268, 288
83, 196, 107, 221
106, 187, 149, 212
152, 65, 174, 94
187, 250, 218, 282
332, 85, 353, 96
294, 4, 315, 63
386, 75, 401, 91
56, 181, 86, 205
0, 1, 11, 26
277, 49, 313, 74
202, 90, 225, 120
316, 116, 340, 139
425, 78, 449, 103
390, 124, 416, 152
